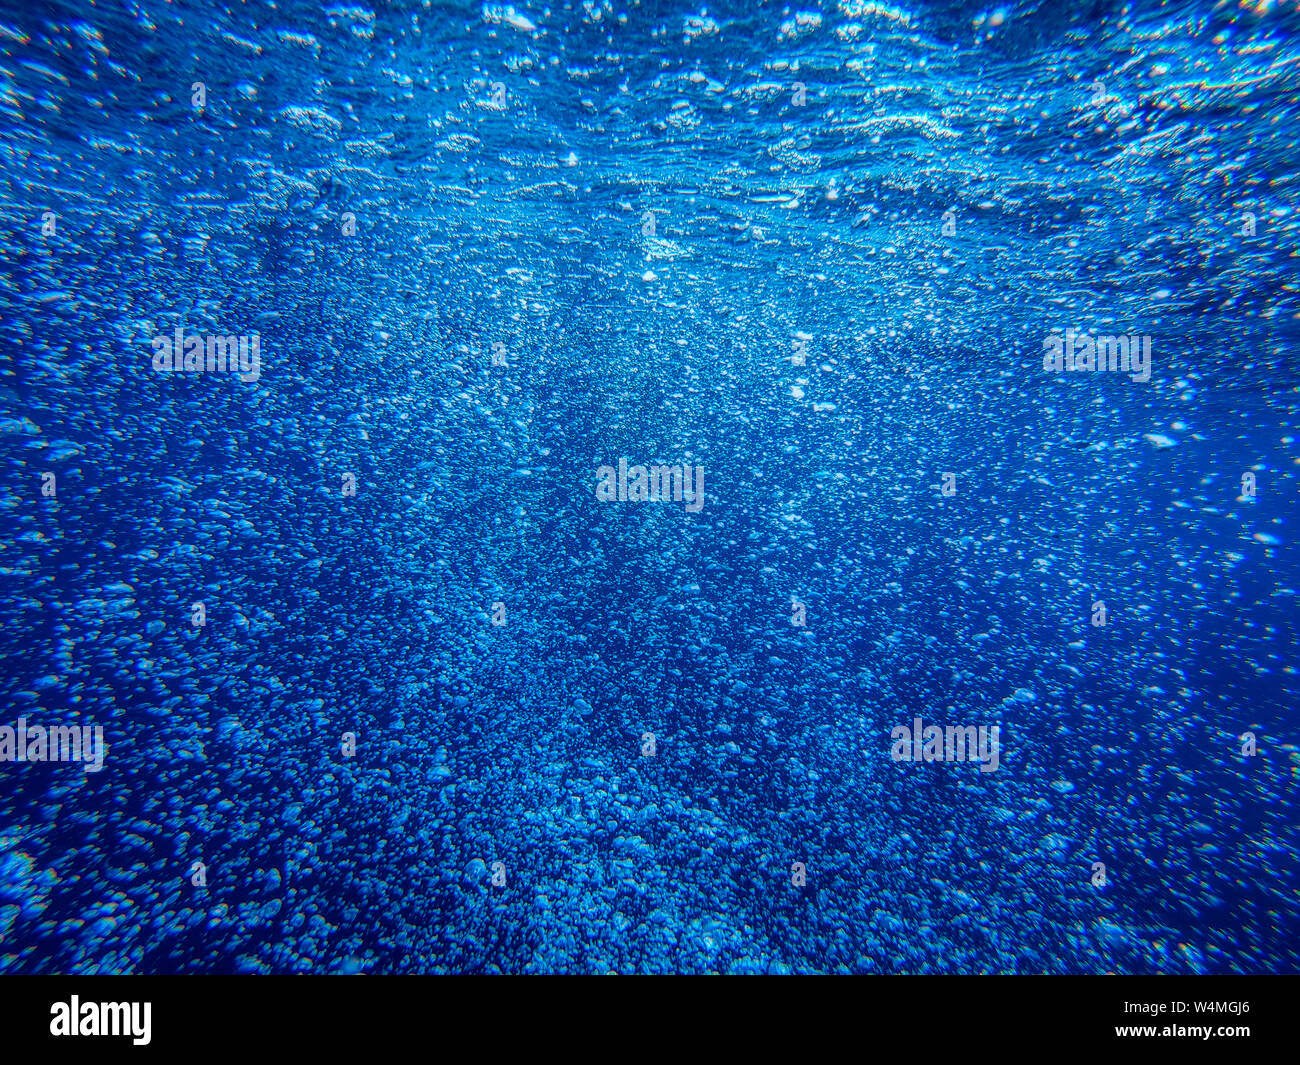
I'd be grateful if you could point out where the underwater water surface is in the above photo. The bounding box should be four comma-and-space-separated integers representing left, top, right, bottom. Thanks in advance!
1, 0, 1298, 974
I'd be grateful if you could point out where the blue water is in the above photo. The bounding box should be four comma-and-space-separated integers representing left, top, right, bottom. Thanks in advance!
1, 0, 1298, 974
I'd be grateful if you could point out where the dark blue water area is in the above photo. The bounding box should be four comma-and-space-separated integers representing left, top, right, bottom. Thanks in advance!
1, 0, 1298, 973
